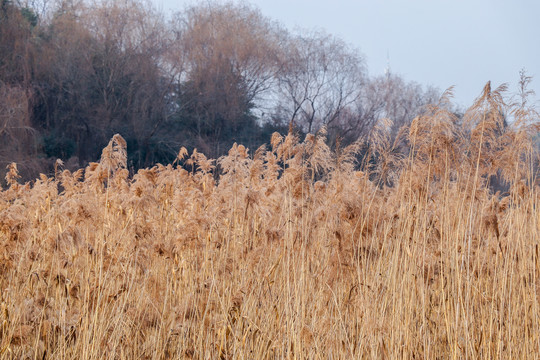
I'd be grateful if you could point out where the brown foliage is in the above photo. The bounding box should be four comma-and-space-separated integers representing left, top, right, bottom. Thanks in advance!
0, 85, 539, 358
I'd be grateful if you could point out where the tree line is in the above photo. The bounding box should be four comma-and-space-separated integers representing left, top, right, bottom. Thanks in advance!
0, 0, 439, 180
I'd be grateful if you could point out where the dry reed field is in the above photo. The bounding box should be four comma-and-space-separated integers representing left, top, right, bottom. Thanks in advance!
0, 84, 539, 359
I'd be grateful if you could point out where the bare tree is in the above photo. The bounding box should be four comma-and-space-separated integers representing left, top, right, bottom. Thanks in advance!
170, 2, 285, 155
274, 31, 366, 134
177, 2, 284, 106
368, 73, 439, 139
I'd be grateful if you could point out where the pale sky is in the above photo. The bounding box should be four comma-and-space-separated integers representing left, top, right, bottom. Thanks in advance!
156, 0, 540, 109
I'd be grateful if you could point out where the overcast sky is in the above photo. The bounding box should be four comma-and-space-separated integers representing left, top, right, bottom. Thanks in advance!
156, 0, 540, 109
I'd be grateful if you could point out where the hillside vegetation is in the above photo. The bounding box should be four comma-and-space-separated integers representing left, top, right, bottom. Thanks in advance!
0, 84, 539, 359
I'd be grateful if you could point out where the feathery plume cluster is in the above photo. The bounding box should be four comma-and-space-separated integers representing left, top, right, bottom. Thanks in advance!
0, 83, 539, 358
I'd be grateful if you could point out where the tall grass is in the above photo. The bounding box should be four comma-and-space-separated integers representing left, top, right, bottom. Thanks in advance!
0, 83, 539, 359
